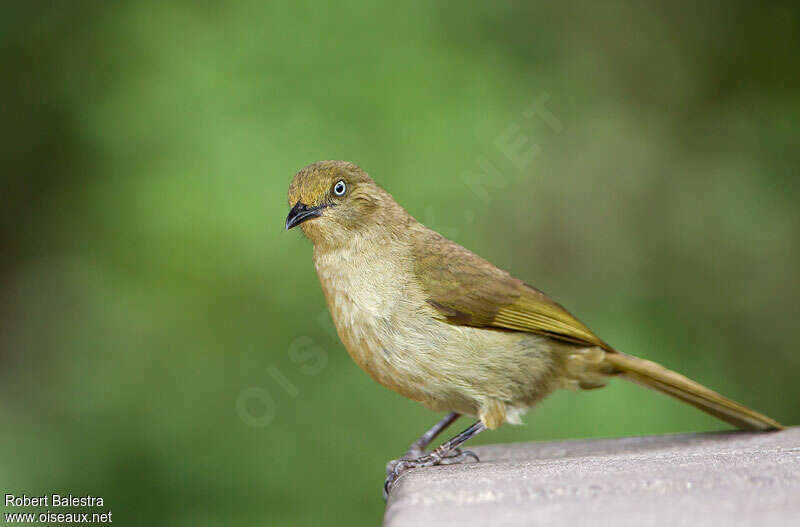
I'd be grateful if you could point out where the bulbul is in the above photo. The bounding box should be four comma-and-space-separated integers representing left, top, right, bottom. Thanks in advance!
285, 160, 782, 499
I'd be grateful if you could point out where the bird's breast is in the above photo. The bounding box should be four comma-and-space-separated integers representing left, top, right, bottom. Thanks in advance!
313, 244, 437, 401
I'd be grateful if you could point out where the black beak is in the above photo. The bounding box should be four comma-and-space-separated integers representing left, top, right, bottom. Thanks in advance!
285, 201, 326, 230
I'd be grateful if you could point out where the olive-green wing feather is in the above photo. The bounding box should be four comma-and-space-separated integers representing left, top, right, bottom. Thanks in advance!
412, 230, 608, 349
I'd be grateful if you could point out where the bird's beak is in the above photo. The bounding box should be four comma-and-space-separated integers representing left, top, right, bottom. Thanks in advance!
285, 201, 325, 230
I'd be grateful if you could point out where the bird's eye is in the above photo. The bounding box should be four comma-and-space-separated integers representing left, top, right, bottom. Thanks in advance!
333, 180, 347, 196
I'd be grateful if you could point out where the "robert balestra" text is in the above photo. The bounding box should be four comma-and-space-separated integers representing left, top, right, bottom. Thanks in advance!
5, 494, 105, 507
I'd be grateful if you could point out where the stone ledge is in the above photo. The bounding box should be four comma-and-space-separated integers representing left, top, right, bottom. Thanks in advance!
383, 427, 799, 527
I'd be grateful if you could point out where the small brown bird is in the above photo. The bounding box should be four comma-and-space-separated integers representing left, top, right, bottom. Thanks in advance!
285, 160, 782, 499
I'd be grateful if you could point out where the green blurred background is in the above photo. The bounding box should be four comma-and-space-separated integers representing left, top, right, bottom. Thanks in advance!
2, 1, 798, 525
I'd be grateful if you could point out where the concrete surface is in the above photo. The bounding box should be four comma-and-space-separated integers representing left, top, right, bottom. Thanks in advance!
383, 427, 800, 527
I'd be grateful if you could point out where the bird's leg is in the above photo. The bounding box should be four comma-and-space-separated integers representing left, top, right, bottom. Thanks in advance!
385, 412, 463, 479
384, 420, 486, 500
402, 412, 461, 459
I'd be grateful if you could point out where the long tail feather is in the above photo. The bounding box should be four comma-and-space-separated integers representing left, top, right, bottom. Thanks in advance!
603, 352, 783, 431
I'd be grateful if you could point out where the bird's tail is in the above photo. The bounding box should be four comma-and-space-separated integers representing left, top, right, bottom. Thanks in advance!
602, 351, 783, 431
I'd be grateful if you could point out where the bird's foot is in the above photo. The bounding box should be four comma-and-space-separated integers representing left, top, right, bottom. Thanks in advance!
383, 448, 479, 500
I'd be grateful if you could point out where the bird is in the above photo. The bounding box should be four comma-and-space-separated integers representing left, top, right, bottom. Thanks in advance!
284, 160, 783, 499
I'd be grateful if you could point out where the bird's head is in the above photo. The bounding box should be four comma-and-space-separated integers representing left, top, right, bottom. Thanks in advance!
286, 161, 400, 248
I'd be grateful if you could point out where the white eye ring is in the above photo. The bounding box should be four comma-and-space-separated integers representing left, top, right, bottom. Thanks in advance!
333, 180, 347, 196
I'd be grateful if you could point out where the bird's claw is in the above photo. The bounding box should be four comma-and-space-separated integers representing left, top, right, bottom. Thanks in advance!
383, 448, 480, 500
439, 448, 480, 465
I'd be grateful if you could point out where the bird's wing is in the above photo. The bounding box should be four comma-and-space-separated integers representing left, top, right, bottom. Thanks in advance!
412, 230, 609, 349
